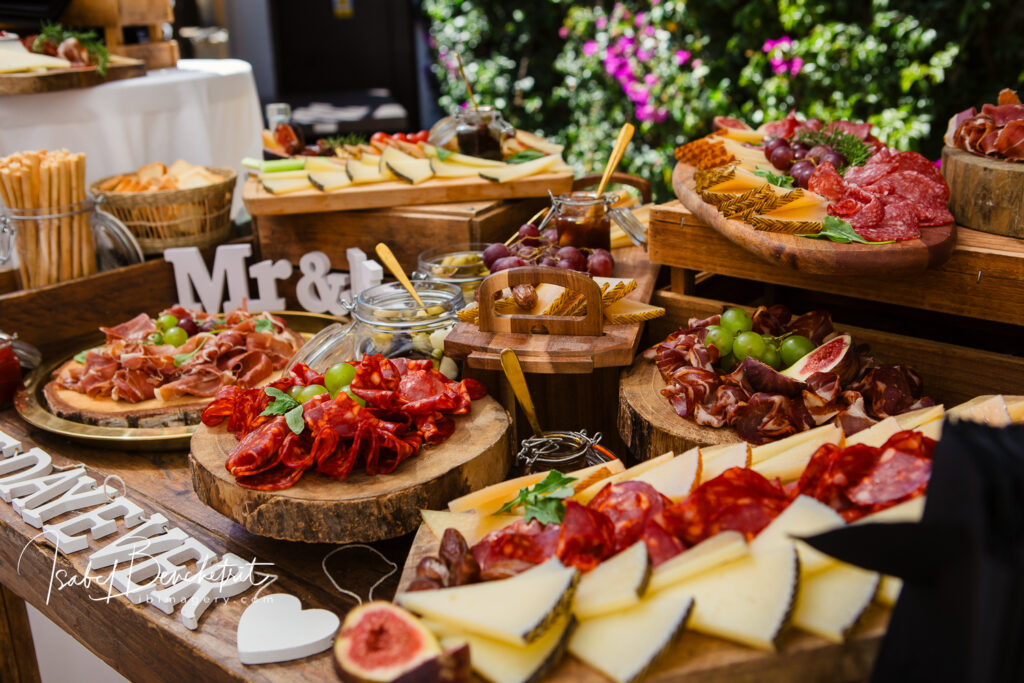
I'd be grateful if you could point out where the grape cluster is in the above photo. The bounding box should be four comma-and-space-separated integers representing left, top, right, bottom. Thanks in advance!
704, 308, 816, 372
764, 138, 847, 189
482, 224, 615, 277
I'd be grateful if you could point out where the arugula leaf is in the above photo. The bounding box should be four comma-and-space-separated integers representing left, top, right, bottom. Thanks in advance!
506, 149, 545, 164
260, 387, 300, 416
284, 405, 305, 435
495, 470, 578, 524
172, 338, 206, 367
435, 148, 453, 162
254, 318, 274, 333
797, 216, 895, 245
36, 24, 109, 76
754, 168, 793, 188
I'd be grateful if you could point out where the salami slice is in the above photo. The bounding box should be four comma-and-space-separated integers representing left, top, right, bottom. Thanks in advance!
235, 462, 307, 490
225, 416, 289, 476
641, 517, 686, 566
556, 501, 615, 572
845, 449, 931, 511
589, 481, 672, 553
848, 196, 886, 231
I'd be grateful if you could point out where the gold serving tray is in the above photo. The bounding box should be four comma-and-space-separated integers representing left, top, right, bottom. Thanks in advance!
13, 311, 341, 451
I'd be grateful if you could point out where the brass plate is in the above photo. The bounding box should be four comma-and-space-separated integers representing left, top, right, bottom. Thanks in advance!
13, 311, 342, 451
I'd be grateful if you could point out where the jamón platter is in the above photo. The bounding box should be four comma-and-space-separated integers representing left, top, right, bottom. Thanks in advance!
672, 162, 957, 276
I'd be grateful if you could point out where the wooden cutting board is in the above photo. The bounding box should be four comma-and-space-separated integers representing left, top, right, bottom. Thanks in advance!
0, 55, 146, 95
672, 162, 958, 276
241, 171, 574, 216
189, 394, 513, 543
397, 523, 888, 683
942, 145, 1024, 239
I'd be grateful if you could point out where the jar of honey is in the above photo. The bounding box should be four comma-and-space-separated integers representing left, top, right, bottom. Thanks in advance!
452, 106, 513, 160
549, 192, 619, 251
513, 430, 615, 476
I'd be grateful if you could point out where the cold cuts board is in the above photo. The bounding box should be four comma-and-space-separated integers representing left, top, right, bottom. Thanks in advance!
189, 394, 512, 543
672, 162, 957, 276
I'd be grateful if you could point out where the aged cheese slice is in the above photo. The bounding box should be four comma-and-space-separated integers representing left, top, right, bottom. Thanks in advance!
845, 416, 901, 447
752, 424, 844, 483
592, 278, 638, 306
420, 510, 521, 546
1006, 396, 1024, 422
574, 452, 676, 504
569, 589, 693, 683
648, 531, 748, 593
791, 562, 879, 643
356, 153, 382, 167
261, 177, 313, 194
760, 200, 828, 222
257, 169, 308, 180
947, 395, 1013, 427
479, 155, 561, 183
698, 441, 750, 484
432, 614, 573, 683
716, 128, 765, 145
304, 156, 346, 172
308, 170, 352, 192
449, 461, 625, 515
397, 559, 578, 646
893, 404, 945, 430
603, 299, 665, 324
918, 418, 943, 441
0, 48, 71, 73
876, 576, 902, 607
629, 447, 701, 501
346, 160, 387, 184
422, 144, 506, 167
666, 545, 799, 650
574, 542, 650, 619
750, 423, 841, 465
387, 158, 434, 185
429, 159, 486, 178
750, 495, 845, 576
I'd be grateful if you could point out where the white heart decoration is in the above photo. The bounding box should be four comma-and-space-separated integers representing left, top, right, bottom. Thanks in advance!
237, 593, 340, 665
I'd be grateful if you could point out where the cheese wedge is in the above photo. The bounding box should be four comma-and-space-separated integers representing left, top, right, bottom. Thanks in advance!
387, 158, 434, 184
257, 170, 309, 180
432, 614, 574, 683
397, 559, 578, 646
894, 404, 945, 430
716, 128, 765, 145
750, 495, 845, 576
574, 452, 676, 504
515, 130, 565, 156
947, 395, 1013, 427
304, 156, 346, 172
629, 447, 701, 501
648, 531, 748, 593
791, 563, 879, 643
308, 170, 352, 192
666, 545, 799, 650
1006, 396, 1024, 422
876, 576, 902, 607
569, 590, 693, 683
261, 177, 313, 194
356, 153, 382, 167
603, 299, 665, 324
918, 418, 943, 441
448, 461, 625, 515
845, 416, 901, 447
574, 542, 650, 619
422, 144, 506, 167
429, 158, 487, 178
479, 155, 561, 183
346, 160, 387, 184
749, 423, 842, 465
850, 496, 926, 609
698, 442, 750, 484
752, 424, 844, 483
420, 510, 521, 546
0, 49, 71, 73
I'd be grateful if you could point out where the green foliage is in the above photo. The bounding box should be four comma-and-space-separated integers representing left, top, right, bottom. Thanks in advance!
423, 0, 1022, 201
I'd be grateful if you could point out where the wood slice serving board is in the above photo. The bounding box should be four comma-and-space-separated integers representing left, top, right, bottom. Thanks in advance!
672, 162, 957, 276
189, 395, 513, 543
942, 145, 1024, 239
398, 523, 887, 683
619, 355, 740, 462
241, 171, 574, 216
0, 56, 146, 95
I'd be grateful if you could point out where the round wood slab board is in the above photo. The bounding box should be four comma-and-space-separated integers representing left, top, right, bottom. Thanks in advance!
189, 395, 512, 543
672, 161, 958, 276
618, 355, 739, 462
942, 145, 1024, 239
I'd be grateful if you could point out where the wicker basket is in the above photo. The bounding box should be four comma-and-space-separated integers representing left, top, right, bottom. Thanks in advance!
89, 167, 236, 255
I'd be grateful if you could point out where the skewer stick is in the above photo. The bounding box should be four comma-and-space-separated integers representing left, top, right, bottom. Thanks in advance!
504, 206, 550, 246
454, 53, 479, 111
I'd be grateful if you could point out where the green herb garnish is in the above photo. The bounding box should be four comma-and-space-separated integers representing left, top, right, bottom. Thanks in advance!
260, 387, 305, 435
754, 168, 794, 188
73, 348, 98, 364
506, 149, 546, 164
495, 470, 578, 525
35, 24, 109, 76
794, 128, 872, 168
798, 215, 895, 245
172, 338, 206, 367
254, 318, 274, 333
321, 133, 367, 150
435, 148, 453, 162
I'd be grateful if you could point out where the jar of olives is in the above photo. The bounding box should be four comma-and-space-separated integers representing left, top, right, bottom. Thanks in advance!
350, 280, 463, 364
548, 191, 620, 251
413, 243, 491, 304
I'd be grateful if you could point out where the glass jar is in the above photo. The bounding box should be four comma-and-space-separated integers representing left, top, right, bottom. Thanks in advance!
351, 281, 463, 362
513, 430, 615, 476
0, 335, 22, 406
449, 106, 514, 160
549, 191, 620, 251
413, 243, 491, 305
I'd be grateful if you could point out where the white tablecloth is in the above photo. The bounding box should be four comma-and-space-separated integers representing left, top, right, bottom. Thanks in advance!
0, 59, 262, 216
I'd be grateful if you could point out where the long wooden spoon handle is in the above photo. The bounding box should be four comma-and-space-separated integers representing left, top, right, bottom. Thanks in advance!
375, 242, 425, 306
596, 123, 635, 197
500, 348, 544, 437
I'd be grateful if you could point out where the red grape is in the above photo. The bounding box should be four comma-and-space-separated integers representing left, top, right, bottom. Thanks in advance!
792, 143, 809, 160
541, 227, 558, 244
556, 246, 586, 271
763, 137, 787, 156
790, 160, 816, 189
807, 145, 832, 164
556, 259, 576, 270
768, 145, 795, 171
178, 317, 199, 336
518, 223, 541, 246
491, 256, 528, 272
822, 151, 846, 168
587, 253, 614, 277
539, 257, 558, 267
483, 243, 510, 268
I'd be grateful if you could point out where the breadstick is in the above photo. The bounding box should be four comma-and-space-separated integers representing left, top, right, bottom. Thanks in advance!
58, 156, 72, 281
68, 155, 80, 278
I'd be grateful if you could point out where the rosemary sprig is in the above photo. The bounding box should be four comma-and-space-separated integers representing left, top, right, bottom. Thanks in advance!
794, 128, 872, 168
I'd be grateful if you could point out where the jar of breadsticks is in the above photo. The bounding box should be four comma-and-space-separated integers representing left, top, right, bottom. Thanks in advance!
0, 150, 96, 288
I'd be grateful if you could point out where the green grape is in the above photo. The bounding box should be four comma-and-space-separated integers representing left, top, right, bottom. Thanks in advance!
324, 362, 357, 394
733, 331, 767, 362
287, 385, 305, 400
780, 335, 816, 368
344, 387, 367, 407
156, 314, 178, 331
761, 346, 782, 370
163, 326, 187, 347
147, 332, 164, 345
297, 384, 328, 403
703, 325, 734, 357
718, 353, 739, 372
720, 307, 753, 335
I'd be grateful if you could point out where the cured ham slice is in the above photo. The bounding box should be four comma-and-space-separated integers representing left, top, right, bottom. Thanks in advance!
100, 313, 156, 343
951, 89, 1024, 162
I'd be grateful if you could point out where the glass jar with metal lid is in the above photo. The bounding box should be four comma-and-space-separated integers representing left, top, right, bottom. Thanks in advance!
350, 280, 463, 363
513, 429, 615, 476
413, 242, 491, 305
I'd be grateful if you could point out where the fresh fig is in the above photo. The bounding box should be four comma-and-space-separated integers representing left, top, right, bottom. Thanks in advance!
334, 601, 468, 682
780, 334, 856, 383
740, 357, 805, 397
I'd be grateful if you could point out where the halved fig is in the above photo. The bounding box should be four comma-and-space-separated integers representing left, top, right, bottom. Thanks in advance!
781, 334, 856, 383
741, 357, 805, 397
334, 601, 469, 682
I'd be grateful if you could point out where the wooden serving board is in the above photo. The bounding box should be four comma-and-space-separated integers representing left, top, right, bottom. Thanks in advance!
672, 162, 957, 276
398, 523, 887, 683
241, 171, 574, 216
188, 394, 513, 543
942, 145, 1024, 239
444, 245, 661, 374
0, 56, 146, 95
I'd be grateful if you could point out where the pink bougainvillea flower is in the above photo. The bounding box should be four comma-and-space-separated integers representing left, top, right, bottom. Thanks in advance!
789, 57, 804, 75
637, 49, 652, 62
635, 12, 647, 26
559, 26, 569, 39
675, 49, 691, 65
653, 108, 669, 123
770, 57, 787, 75
636, 103, 655, 121
644, 73, 659, 86
596, 16, 608, 29
644, 25, 655, 37
762, 39, 776, 53
583, 40, 599, 57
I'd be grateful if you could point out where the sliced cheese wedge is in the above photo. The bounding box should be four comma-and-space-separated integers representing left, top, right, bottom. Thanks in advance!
0, 49, 71, 73
574, 452, 676, 504
698, 441, 750, 484
304, 156, 346, 172
750, 495, 845, 576
515, 130, 565, 156
749, 422, 842, 465
1006, 396, 1024, 423
397, 559, 578, 646
947, 395, 1013, 427
356, 153, 382, 167
792, 562, 879, 643
752, 424, 844, 483
387, 158, 434, 184
420, 510, 521, 546
261, 177, 313, 195
574, 542, 650, 619
449, 461, 625, 515
422, 144, 506, 167
666, 545, 799, 651
429, 158, 487, 178
894, 404, 945, 430
346, 160, 387, 184
257, 169, 309, 180
648, 531, 748, 593
918, 418, 943, 441
433, 614, 574, 683
845, 416, 901, 447
308, 170, 352, 192
876, 576, 902, 607
479, 155, 561, 183
603, 299, 665, 324
853, 495, 926, 526
569, 589, 693, 683
629, 447, 701, 502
